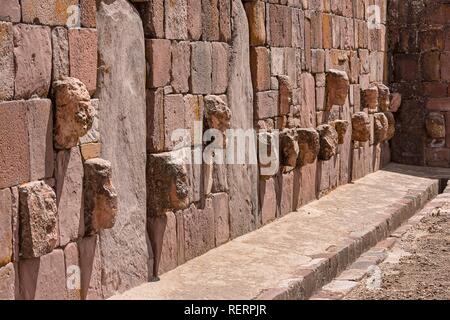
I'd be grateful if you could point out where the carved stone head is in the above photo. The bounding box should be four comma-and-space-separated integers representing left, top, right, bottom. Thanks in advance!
351, 112, 371, 142
296, 128, 320, 166
280, 129, 299, 168
326, 69, 350, 110
331, 120, 350, 144
317, 124, 338, 161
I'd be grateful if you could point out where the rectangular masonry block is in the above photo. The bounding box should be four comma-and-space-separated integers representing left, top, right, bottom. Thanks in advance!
137, 0, 165, 38
292, 8, 304, 48
52, 27, 69, 82
190, 41, 212, 94
0, 21, 14, 101
165, 0, 188, 40
255, 91, 279, 119
159, 211, 178, 274
259, 178, 277, 225
211, 192, 230, 246
202, 0, 220, 41
21, 0, 78, 26
146, 39, 171, 88
218, 0, 231, 42
68, 28, 98, 95
80, 0, 96, 28
245, 1, 266, 46
13, 24, 52, 100
64, 242, 81, 300
171, 41, 190, 93
0, 0, 21, 22
250, 46, 271, 92
211, 42, 229, 94
268, 3, 292, 47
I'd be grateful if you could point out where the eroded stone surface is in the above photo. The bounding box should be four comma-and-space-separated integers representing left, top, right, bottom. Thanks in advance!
278, 75, 293, 115
325, 69, 350, 110
362, 86, 379, 112
0, 188, 12, 267
352, 111, 371, 142
377, 83, 390, 112
390, 92, 402, 112
0, 21, 14, 101
280, 129, 299, 167
384, 111, 396, 141
425, 112, 445, 139
317, 124, 338, 160
374, 112, 389, 144
84, 158, 118, 236
204, 95, 232, 133
331, 120, 350, 144
54, 77, 94, 149
19, 181, 58, 258
0, 263, 15, 300
297, 128, 320, 166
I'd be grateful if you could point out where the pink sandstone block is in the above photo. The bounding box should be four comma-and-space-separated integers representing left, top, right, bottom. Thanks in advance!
0, 101, 30, 189
21, 0, 78, 26
280, 171, 294, 216
171, 41, 190, 93
13, 24, 52, 99
78, 235, 103, 300
146, 39, 171, 88
68, 28, 98, 95
0, 21, 14, 101
0, 0, 21, 22
0, 263, 15, 300
19, 249, 66, 300
0, 188, 12, 267
211, 42, 229, 94
52, 26, 70, 82
159, 211, 178, 274
211, 192, 230, 246
80, 0, 96, 28
260, 178, 277, 225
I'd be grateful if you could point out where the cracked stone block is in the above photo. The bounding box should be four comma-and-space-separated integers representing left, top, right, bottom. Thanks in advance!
331, 120, 350, 144
384, 111, 396, 141
373, 112, 389, 144
362, 86, 379, 113
317, 124, 338, 160
325, 69, 349, 111
54, 77, 95, 149
204, 95, 232, 133
83, 158, 118, 236
426, 112, 445, 139
278, 75, 293, 115
351, 111, 371, 142
19, 181, 58, 258
147, 151, 190, 215
297, 128, 320, 166
280, 129, 299, 168
377, 83, 390, 112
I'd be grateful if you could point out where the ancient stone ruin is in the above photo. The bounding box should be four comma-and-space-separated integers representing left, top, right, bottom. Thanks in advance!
0, 0, 449, 300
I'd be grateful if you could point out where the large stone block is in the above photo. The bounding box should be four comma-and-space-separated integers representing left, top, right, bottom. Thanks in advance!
0, 188, 12, 267
13, 24, 52, 99
0, 21, 14, 101
255, 90, 278, 119
164, 94, 188, 150
19, 181, 58, 258
373, 112, 389, 144
54, 77, 95, 149
83, 158, 118, 235
51, 27, 69, 82
211, 192, 230, 246
352, 111, 371, 142
250, 46, 270, 92
211, 42, 229, 94
80, 0, 96, 28
300, 72, 316, 127
159, 211, 178, 274
19, 249, 66, 300
0, 101, 29, 189
64, 242, 81, 300
298, 161, 317, 207
56, 147, 84, 246
78, 235, 103, 300
68, 28, 98, 95
137, 0, 165, 38
279, 171, 293, 216
317, 124, 338, 161
325, 69, 349, 111
297, 128, 320, 166
190, 41, 212, 94
21, 0, 78, 26
26, 99, 54, 181
0, 263, 15, 300
171, 41, 190, 93
244, 1, 266, 46
278, 75, 293, 115
97, 0, 148, 296
259, 178, 277, 225
165, 0, 188, 39
0, 0, 21, 22
187, 0, 202, 40
218, 0, 231, 42
268, 3, 292, 47
201, 0, 220, 41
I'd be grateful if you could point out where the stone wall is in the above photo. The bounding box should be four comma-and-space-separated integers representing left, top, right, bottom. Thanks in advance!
0, 0, 398, 300
389, 0, 450, 167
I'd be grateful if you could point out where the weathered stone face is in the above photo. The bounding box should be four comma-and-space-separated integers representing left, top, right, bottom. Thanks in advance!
325, 69, 349, 110
317, 124, 338, 161
425, 112, 445, 139
204, 95, 231, 132
377, 83, 390, 112
362, 86, 379, 112
280, 129, 299, 168
373, 112, 389, 144
147, 152, 190, 215
384, 111, 396, 141
296, 128, 320, 166
18, 181, 58, 258
351, 111, 371, 142
84, 158, 118, 236
53, 77, 94, 149
331, 119, 350, 144
278, 75, 293, 115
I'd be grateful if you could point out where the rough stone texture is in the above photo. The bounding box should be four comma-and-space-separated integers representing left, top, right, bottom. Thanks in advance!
54, 77, 94, 149
211, 42, 229, 94
171, 41, 190, 93
280, 129, 299, 167
250, 46, 270, 92
19, 181, 58, 259
146, 39, 171, 88
79, 235, 103, 300
68, 28, 98, 95
56, 147, 84, 246
80, 142, 102, 160
384, 111, 396, 141
165, 0, 188, 39
332, 120, 349, 144
0, 263, 15, 300
80, 99, 100, 144
362, 86, 379, 113
26, 99, 54, 180
278, 75, 293, 115
0, 101, 29, 189
64, 242, 81, 300
13, 24, 52, 99
245, 1, 265, 46
147, 151, 189, 214
317, 124, 338, 161
426, 112, 446, 139
187, 0, 202, 40
80, 0, 96, 28
190, 41, 212, 94
297, 128, 320, 166
51, 27, 69, 82
19, 249, 66, 300
21, 0, 78, 26
83, 158, 118, 235
159, 211, 178, 274
0, 21, 14, 101
204, 95, 232, 133
226, 0, 259, 238
373, 112, 389, 144
0, 188, 12, 267
97, 0, 148, 296
352, 111, 371, 142
212, 192, 230, 246
0, 0, 21, 22
325, 69, 349, 110
259, 178, 277, 225
377, 83, 390, 112
137, 0, 164, 38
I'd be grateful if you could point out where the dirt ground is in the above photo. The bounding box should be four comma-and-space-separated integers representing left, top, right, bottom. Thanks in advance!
345, 206, 450, 300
